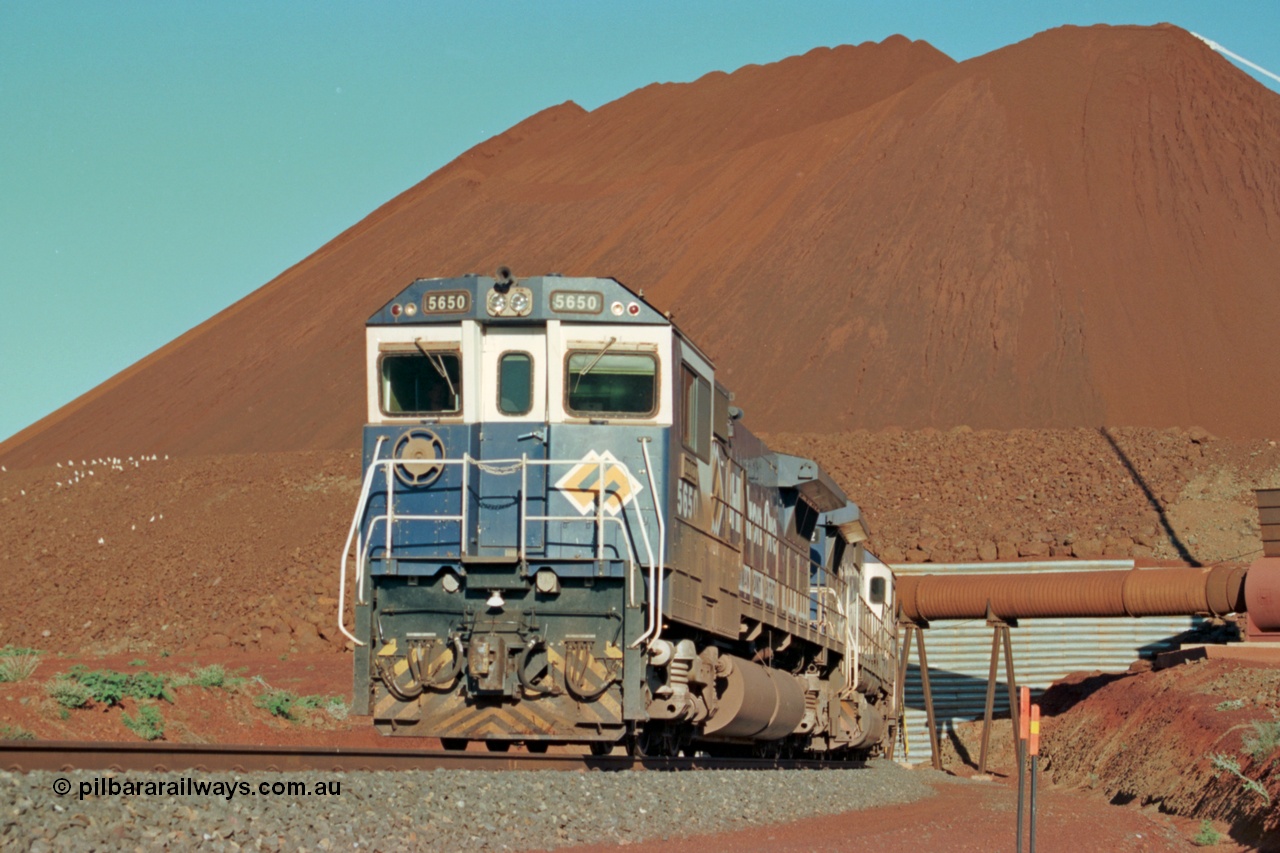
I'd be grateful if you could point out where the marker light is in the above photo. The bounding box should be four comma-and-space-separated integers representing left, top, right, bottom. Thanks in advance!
404, 302, 418, 317
627, 302, 641, 316
390, 303, 402, 317
610, 301, 624, 316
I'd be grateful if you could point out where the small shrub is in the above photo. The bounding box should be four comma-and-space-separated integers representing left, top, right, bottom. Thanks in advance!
1211, 753, 1272, 806
177, 664, 245, 690
0, 725, 35, 741
254, 690, 344, 721
255, 690, 298, 719
0, 645, 40, 657
322, 696, 349, 721
1243, 720, 1280, 761
62, 668, 173, 706
46, 677, 91, 709
191, 664, 227, 688
128, 659, 146, 667
1192, 819, 1222, 846
1216, 699, 1246, 712
0, 651, 40, 682
126, 671, 173, 702
122, 705, 164, 741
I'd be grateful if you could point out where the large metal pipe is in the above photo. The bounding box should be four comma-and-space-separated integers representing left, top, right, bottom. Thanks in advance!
896, 564, 1248, 624
1245, 557, 1280, 634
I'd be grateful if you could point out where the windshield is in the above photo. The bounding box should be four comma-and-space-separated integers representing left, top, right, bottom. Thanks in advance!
381, 352, 461, 415
565, 351, 657, 416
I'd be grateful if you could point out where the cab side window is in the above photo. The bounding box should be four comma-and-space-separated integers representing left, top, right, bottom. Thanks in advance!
682, 365, 711, 461
869, 576, 886, 605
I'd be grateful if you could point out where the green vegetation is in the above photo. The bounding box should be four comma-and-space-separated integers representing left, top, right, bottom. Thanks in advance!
1215, 699, 1246, 712
128, 659, 146, 667
0, 725, 35, 741
0, 645, 41, 657
1243, 719, 1280, 761
171, 664, 248, 690
254, 690, 345, 721
1191, 820, 1222, 847
46, 676, 92, 709
1211, 754, 1271, 806
121, 705, 165, 741
56, 666, 175, 701
0, 650, 40, 683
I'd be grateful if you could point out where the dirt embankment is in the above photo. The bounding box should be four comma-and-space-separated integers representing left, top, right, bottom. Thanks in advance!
0, 450, 361, 658
768, 426, 1280, 566
3, 427, 1280, 655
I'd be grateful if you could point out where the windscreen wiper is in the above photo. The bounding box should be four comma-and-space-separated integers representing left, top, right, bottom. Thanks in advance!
574, 336, 617, 392
416, 339, 458, 403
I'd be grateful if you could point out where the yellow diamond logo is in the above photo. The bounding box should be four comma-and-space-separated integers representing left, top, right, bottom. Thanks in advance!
554, 451, 643, 516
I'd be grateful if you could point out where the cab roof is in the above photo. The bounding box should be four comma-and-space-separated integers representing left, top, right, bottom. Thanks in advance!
368, 274, 669, 327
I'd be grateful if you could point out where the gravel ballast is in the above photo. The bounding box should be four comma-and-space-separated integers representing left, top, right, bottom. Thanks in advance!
2, 761, 936, 851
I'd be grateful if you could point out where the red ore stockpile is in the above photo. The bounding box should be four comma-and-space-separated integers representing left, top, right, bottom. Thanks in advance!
3, 24, 1280, 470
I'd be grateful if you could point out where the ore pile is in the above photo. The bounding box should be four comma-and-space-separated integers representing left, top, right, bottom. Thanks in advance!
5, 24, 1280, 472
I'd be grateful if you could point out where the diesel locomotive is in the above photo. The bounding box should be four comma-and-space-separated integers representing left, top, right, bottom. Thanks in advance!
338, 271, 898, 755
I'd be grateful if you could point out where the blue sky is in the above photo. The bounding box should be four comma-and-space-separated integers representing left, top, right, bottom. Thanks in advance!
2, 2, 1278, 445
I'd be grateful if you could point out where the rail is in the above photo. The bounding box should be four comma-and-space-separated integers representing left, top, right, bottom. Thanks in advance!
339, 442, 661, 647
0, 740, 867, 774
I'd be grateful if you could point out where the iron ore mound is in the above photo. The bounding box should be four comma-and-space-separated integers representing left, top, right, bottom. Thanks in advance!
3, 24, 1280, 469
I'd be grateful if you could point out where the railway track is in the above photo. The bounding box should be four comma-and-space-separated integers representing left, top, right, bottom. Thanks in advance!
0, 740, 866, 774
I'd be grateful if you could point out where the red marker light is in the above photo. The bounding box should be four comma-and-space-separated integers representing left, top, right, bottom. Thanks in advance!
627, 302, 640, 316
390, 303, 402, 317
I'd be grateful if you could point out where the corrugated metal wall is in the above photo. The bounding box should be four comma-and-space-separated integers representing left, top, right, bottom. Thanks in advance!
888, 559, 1200, 765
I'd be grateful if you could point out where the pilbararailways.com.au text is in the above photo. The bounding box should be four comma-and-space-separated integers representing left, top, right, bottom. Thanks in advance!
59, 776, 342, 801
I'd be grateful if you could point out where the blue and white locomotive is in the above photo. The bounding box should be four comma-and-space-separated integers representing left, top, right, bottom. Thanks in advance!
338, 271, 898, 755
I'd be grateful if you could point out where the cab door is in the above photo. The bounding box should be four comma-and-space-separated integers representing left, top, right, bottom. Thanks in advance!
475, 327, 547, 556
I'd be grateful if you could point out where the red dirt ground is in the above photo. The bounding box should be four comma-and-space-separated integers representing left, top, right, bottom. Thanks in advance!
2, 430, 1279, 848
554, 772, 1243, 853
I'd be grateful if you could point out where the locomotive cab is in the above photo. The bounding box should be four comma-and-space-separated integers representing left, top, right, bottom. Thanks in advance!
338, 274, 898, 756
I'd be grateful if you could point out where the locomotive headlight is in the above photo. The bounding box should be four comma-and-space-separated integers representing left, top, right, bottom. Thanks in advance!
486, 291, 507, 316
510, 290, 531, 315
486, 590, 505, 610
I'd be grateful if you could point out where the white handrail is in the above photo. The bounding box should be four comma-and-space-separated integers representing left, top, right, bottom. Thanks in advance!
337, 436, 388, 646
339, 448, 662, 649
633, 437, 666, 649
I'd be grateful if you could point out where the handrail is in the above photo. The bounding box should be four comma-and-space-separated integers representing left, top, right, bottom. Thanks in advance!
338, 448, 663, 649
338, 436, 388, 646
632, 437, 666, 649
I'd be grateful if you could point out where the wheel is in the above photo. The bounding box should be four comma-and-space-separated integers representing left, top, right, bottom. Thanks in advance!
440, 738, 468, 751
629, 724, 677, 758
588, 741, 616, 756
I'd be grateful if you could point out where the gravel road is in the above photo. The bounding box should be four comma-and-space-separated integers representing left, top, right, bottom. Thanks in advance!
2, 761, 935, 851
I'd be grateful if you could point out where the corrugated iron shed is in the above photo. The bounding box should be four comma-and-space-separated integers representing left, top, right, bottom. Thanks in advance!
888, 559, 1200, 765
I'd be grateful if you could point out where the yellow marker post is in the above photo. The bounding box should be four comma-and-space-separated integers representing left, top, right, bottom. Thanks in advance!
1029, 704, 1041, 853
